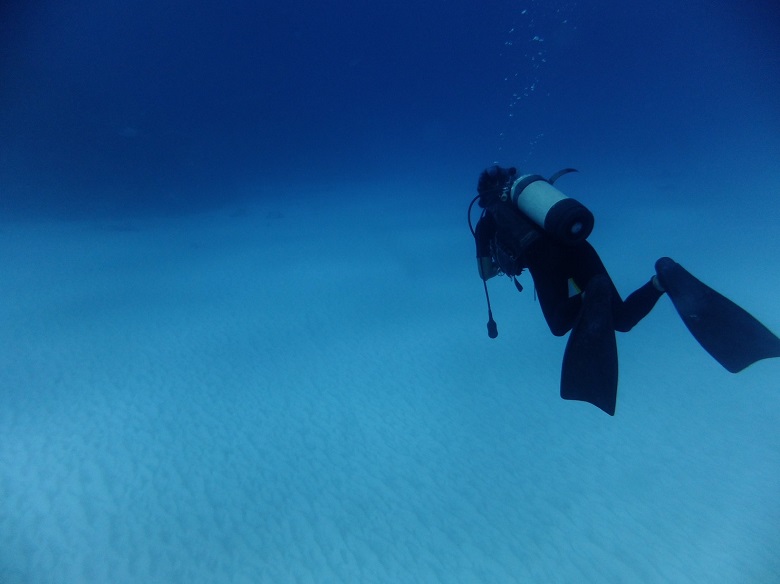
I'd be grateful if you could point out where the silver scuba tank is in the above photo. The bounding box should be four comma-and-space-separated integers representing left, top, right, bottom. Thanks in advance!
505, 173, 594, 244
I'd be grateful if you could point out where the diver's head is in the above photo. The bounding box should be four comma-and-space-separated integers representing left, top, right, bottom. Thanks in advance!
477, 165, 517, 207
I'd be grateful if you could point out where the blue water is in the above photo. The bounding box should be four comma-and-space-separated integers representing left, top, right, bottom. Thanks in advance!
1, 1, 779, 582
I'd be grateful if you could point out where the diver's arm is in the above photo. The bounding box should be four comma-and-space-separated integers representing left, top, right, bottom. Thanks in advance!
477, 256, 499, 280
474, 214, 499, 280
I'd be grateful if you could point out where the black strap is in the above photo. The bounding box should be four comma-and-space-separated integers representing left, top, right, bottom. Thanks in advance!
548, 168, 578, 184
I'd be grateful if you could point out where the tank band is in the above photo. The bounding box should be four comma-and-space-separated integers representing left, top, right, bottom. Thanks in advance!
510, 175, 547, 205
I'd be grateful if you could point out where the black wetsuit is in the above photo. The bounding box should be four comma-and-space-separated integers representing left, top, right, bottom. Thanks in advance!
475, 205, 663, 336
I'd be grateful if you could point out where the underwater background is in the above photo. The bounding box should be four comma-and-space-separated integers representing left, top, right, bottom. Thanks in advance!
1, 0, 779, 582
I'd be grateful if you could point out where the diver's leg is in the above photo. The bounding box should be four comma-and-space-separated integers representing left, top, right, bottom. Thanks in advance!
568, 242, 663, 332
567, 241, 609, 288
527, 244, 582, 336
612, 279, 665, 332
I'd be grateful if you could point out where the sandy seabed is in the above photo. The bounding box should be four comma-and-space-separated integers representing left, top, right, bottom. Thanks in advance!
1, 187, 779, 583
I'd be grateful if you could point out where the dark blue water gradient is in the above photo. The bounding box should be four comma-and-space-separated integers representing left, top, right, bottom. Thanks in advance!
1, 0, 778, 218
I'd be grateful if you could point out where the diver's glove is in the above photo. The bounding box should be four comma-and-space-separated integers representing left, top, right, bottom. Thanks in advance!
477, 165, 517, 208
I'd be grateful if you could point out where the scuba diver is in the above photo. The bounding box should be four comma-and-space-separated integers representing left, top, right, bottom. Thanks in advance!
468, 164, 780, 415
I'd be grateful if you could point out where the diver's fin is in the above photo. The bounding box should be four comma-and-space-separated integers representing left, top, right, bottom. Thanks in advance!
655, 257, 780, 373
560, 275, 618, 415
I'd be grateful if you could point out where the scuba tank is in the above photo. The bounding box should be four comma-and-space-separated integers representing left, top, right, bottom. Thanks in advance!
505, 170, 594, 245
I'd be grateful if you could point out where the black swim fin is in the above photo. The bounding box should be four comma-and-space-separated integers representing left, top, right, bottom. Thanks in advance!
560, 275, 619, 415
655, 257, 780, 373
